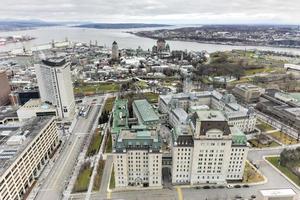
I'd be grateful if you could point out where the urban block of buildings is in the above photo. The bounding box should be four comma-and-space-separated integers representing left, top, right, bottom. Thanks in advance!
112, 91, 250, 189
159, 91, 257, 133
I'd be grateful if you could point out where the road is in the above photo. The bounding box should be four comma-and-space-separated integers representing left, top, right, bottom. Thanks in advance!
35, 102, 102, 200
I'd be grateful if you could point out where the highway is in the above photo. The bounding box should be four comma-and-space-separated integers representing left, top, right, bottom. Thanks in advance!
35, 101, 103, 200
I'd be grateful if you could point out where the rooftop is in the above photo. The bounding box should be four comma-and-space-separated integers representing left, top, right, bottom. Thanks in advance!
0, 106, 18, 121
19, 99, 56, 111
41, 57, 66, 67
285, 107, 300, 117
260, 188, 296, 197
0, 117, 54, 175
196, 110, 226, 122
112, 99, 129, 134
171, 108, 188, 123
115, 129, 161, 153
133, 99, 159, 123
235, 83, 261, 90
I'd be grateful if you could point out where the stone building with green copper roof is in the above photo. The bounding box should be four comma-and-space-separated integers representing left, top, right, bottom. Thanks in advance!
111, 98, 163, 189
132, 99, 160, 128
111, 99, 129, 143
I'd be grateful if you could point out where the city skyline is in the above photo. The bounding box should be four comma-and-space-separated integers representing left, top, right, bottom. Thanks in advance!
1, 0, 300, 24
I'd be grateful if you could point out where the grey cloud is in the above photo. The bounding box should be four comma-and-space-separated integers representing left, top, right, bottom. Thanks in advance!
0, 0, 299, 24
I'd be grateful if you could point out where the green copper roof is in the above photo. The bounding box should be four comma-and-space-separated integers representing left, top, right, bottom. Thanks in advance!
114, 130, 161, 153
231, 126, 247, 146
133, 99, 159, 123
290, 93, 300, 102
112, 99, 129, 134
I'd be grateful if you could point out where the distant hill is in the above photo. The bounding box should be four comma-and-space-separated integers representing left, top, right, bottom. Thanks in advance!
0, 20, 60, 31
74, 23, 171, 29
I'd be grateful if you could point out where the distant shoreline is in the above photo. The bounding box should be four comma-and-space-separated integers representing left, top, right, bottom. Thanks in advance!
73, 23, 172, 30
130, 32, 300, 50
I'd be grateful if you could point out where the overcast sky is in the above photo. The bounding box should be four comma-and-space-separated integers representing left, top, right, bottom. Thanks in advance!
1, 0, 300, 24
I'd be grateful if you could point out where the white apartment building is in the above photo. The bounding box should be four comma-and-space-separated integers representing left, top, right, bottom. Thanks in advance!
159, 91, 256, 133
0, 117, 59, 200
172, 110, 248, 185
113, 129, 162, 188
35, 57, 75, 119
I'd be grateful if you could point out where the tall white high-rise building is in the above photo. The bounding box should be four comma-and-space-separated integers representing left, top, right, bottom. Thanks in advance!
35, 57, 75, 119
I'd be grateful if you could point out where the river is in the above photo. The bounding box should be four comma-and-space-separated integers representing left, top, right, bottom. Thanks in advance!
1, 26, 300, 54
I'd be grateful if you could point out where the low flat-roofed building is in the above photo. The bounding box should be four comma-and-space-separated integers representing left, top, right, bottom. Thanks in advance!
257, 89, 300, 130
258, 188, 297, 200
0, 106, 18, 125
133, 99, 160, 128
17, 99, 57, 121
0, 117, 59, 200
232, 83, 264, 103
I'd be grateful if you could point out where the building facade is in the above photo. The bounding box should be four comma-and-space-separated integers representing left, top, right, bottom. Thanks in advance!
0, 70, 11, 106
35, 57, 75, 119
0, 117, 59, 200
172, 111, 248, 185
113, 129, 162, 188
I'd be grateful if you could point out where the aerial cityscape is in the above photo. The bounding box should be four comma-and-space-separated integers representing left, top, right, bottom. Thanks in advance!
0, 1, 300, 200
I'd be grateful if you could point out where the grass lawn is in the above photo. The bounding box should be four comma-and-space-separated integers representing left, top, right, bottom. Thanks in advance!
268, 131, 298, 145
256, 122, 276, 132
266, 156, 300, 186
104, 97, 116, 112
93, 160, 106, 191
243, 162, 264, 183
136, 81, 149, 89
143, 92, 159, 103
72, 165, 93, 193
105, 134, 112, 153
109, 166, 115, 189
248, 139, 280, 148
244, 68, 266, 76
86, 129, 103, 157
230, 77, 252, 85
74, 83, 120, 95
